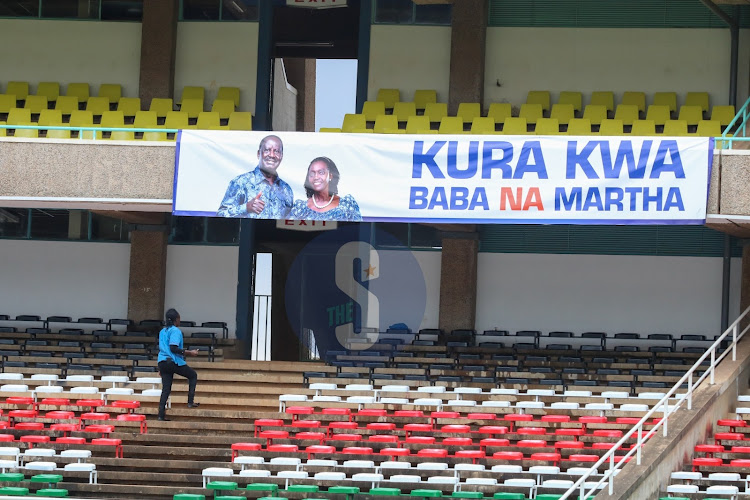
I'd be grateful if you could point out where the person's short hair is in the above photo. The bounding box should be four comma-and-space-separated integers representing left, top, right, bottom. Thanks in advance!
165, 308, 180, 327
304, 156, 340, 198
258, 134, 283, 154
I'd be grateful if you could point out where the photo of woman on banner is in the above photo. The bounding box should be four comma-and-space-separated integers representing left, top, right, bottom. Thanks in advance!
290, 156, 362, 221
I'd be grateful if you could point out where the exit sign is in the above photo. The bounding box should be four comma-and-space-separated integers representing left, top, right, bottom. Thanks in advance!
287, 0, 347, 7
276, 219, 338, 231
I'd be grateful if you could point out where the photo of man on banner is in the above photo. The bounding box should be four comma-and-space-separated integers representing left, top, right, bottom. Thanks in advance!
216, 134, 293, 218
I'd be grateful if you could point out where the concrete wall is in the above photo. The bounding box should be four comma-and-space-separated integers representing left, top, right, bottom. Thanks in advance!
476, 253, 742, 337
485, 27, 750, 110
0, 19, 142, 99
368, 25, 452, 103
174, 22, 259, 113
272, 59, 298, 132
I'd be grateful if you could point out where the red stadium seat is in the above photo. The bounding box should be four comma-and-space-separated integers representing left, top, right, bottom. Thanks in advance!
695, 444, 724, 457
404, 423, 432, 436
729, 458, 750, 467
592, 442, 617, 450
39, 398, 70, 408
322, 408, 351, 418
717, 419, 746, 432
292, 419, 321, 428
404, 436, 435, 444
55, 436, 86, 445
116, 414, 147, 433
258, 430, 289, 443
504, 414, 534, 431
541, 415, 571, 423
479, 438, 510, 451
295, 432, 325, 443
267, 444, 299, 453
578, 416, 608, 427
530, 452, 561, 464
20, 435, 51, 448
368, 435, 399, 443
730, 446, 750, 453
467, 413, 496, 420
286, 407, 314, 421
692, 457, 723, 471
110, 400, 140, 413
555, 428, 585, 438
568, 454, 599, 462
455, 449, 486, 463
8, 409, 38, 423
367, 423, 396, 431
14, 422, 44, 431
327, 421, 359, 437
380, 447, 411, 459
555, 441, 585, 449
442, 437, 472, 446
254, 418, 284, 437
615, 417, 641, 425
430, 411, 460, 425
305, 445, 335, 459
592, 430, 622, 438
715, 432, 744, 445
517, 427, 546, 436
231, 442, 262, 460
357, 409, 387, 417
478, 426, 508, 435
6, 397, 36, 408
91, 437, 124, 458
394, 410, 424, 418
83, 424, 115, 436
342, 446, 373, 455
75, 399, 104, 410
50, 423, 78, 436
441, 424, 471, 433
0, 435, 14, 442
328, 434, 361, 442
517, 439, 547, 448
492, 451, 523, 461
45, 411, 75, 420
417, 448, 449, 458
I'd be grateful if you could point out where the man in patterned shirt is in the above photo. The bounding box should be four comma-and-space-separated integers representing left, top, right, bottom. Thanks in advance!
217, 134, 293, 218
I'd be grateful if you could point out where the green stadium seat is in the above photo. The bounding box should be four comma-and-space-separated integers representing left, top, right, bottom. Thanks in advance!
328, 486, 360, 494
217, 87, 241, 107
558, 91, 582, 112
621, 91, 646, 114
0, 487, 29, 496
369, 488, 402, 496
214, 497, 245, 500
493, 494, 526, 500
410, 490, 443, 498
173, 495, 205, 500
452, 493, 484, 499
36, 82, 60, 102
98, 84, 122, 104
457, 102, 481, 123
207, 481, 238, 491
534, 495, 563, 500
376, 88, 400, 109
286, 485, 319, 493
653, 92, 677, 113
0, 472, 24, 482
246, 483, 279, 494
36, 488, 68, 497
413, 89, 437, 110
590, 91, 614, 112
30, 474, 63, 485
211, 99, 235, 120
228, 112, 252, 130
66, 83, 90, 103
487, 102, 512, 124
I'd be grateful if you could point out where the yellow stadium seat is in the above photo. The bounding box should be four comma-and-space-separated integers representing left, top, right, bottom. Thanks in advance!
362, 101, 386, 122
711, 105, 735, 127
413, 89, 437, 110
487, 102, 512, 125
55, 96, 79, 115
36, 82, 60, 102
101, 111, 125, 128
424, 102, 448, 123
614, 104, 639, 126
558, 91, 582, 112
621, 91, 646, 114
319, 127, 341, 133
211, 99, 235, 120
142, 131, 169, 141
24, 95, 48, 114
583, 105, 607, 125
46, 129, 71, 139
519, 103, 543, 124
342, 113, 367, 133
526, 91, 551, 112
567, 118, 592, 135
590, 91, 614, 112
392, 102, 417, 123
695, 120, 721, 137
133, 111, 158, 129
117, 97, 142, 118
0, 94, 16, 113
196, 111, 222, 130
86, 97, 110, 115
535, 118, 560, 135
470, 117, 496, 134
685, 92, 709, 113
228, 112, 252, 131
66, 83, 90, 103
678, 105, 703, 126
7, 108, 31, 125
630, 119, 656, 136
180, 98, 204, 119
13, 123, 38, 138
374, 115, 404, 134
165, 111, 189, 130
98, 84, 122, 104
550, 104, 575, 125
7, 82, 29, 100
108, 130, 135, 140
38, 110, 63, 126
376, 88, 400, 109
645, 105, 670, 126
663, 120, 688, 136
405, 115, 434, 134
501, 117, 528, 135
599, 119, 624, 136
438, 116, 465, 134
179, 86, 204, 105
216, 87, 241, 108
457, 103, 481, 124
150, 98, 174, 118
653, 92, 677, 113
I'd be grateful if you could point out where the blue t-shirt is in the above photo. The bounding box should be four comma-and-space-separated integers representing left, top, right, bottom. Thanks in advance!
157, 325, 186, 366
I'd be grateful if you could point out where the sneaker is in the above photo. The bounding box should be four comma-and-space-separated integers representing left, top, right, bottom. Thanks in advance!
187, 403, 200, 408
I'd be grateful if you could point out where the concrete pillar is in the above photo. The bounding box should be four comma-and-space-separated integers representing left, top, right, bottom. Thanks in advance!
438, 229, 479, 335
127, 228, 169, 325
283, 58, 316, 132
448, 0, 488, 115
138, 0, 179, 104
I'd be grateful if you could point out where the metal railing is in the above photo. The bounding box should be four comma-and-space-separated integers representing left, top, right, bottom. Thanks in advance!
558, 304, 750, 500
720, 96, 750, 148
0, 123, 178, 139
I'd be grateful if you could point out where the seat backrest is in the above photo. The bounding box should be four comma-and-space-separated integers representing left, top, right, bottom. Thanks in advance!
0, 94, 16, 113
663, 119, 688, 136
438, 116, 464, 134
423, 102, 447, 122
66, 83, 90, 103
519, 103, 543, 124
558, 91, 582, 112
583, 105, 607, 125
392, 101, 416, 122
621, 91, 646, 113
211, 99, 235, 119
196, 111, 221, 130
653, 92, 677, 112
36, 82, 60, 101
685, 91, 709, 112
550, 104, 574, 124
413, 89, 437, 110
711, 105, 736, 126
13, 124, 38, 138
24, 95, 48, 113
376, 88, 400, 108
695, 119, 721, 137
645, 105, 670, 126
534, 117, 560, 135
46, 129, 71, 139
362, 101, 386, 121
470, 116, 495, 134
117, 97, 142, 117
614, 104, 639, 125
526, 90, 550, 111
457, 102, 481, 123
228, 111, 252, 130
149, 98, 174, 117
487, 102, 512, 124
180, 98, 204, 118
133, 110, 157, 129
599, 118, 623, 136
567, 118, 592, 135
69, 110, 94, 127
405, 115, 432, 134
501, 117, 528, 135
373, 114, 399, 133
678, 105, 703, 125
98, 84, 122, 103
86, 96, 110, 115
55, 95, 79, 114
216, 86, 241, 107
7, 108, 31, 125
342, 113, 367, 132
7, 81, 29, 100
164, 111, 189, 129
590, 91, 614, 111
142, 131, 169, 141
109, 130, 135, 141
180, 86, 204, 105
100, 111, 125, 128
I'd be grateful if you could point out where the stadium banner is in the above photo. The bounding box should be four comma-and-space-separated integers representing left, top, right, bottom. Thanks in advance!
173, 130, 713, 224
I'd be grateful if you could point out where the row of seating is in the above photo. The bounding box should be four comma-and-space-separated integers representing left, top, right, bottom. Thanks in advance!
375, 88, 717, 114
0, 314, 228, 332
0, 82, 243, 109
325, 113, 722, 137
